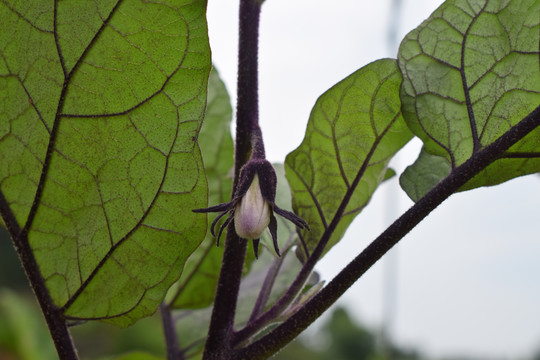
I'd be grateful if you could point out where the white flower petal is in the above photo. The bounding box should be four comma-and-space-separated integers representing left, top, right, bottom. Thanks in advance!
234, 175, 271, 239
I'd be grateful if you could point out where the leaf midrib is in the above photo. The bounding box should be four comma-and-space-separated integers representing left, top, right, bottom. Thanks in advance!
21, 0, 124, 238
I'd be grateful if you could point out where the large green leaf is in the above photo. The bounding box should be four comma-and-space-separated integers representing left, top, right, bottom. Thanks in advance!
399, 0, 540, 200
0, 0, 211, 326
170, 67, 234, 309
285, 59, 413, 259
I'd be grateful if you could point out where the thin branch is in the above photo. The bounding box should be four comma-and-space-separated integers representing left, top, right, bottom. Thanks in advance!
247, 255, 285, 324
233, 104, 540, 359
161, 303, 183, 360
246, 238, 296, 325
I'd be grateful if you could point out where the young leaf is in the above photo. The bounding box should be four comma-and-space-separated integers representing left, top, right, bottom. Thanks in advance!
285, 59, 412, 259
399, 0, 540, 200
171, 67, 235, 309
0, 1, 211, 326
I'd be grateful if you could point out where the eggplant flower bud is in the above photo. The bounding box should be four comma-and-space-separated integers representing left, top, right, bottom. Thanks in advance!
193, 158, 309, 258
234, 175, 270, 239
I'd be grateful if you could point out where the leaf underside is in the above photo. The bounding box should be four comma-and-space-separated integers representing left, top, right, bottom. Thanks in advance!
285, 59, 413, 260
399, 0, 540, 201
0, 0, 211, 326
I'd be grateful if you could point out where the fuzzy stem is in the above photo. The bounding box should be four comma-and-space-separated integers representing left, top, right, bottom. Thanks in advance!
232, 105, 540, 359
234, 0, 264, 168
202, 0, 262, 358
203, 229, 248, 359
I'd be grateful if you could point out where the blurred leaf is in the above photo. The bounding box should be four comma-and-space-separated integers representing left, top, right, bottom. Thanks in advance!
285, 59, 412, 259
234, 247, 303, 326
170, 67, 234, 309
0, 228, 28, 289
399, 0, 540, 200
175, 307, 211, 358
399, 148, 451, 202
0, 289, 56, 360
0, 1, 211, 326
111, 352, 163, 360
70, 314, 164, 359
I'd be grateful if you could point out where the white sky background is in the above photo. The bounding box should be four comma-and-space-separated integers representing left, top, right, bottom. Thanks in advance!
206, 0, 540, 358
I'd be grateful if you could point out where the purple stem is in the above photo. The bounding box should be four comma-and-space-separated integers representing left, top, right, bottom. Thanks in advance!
234, 0, 263, 168
202, 0, 262, 358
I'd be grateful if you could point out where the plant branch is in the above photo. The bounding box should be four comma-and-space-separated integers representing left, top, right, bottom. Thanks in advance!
233, 104, 540, 359
202, 0, 262, 358
247, 238, 296, 325
161, 303, 183, 360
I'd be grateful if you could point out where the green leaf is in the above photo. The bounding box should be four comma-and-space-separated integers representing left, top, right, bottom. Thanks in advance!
285, 59, 413, 260
170, 67, 234, 309
399, 0, 540, 200
399, 147, 452, 202
382, 168, 397, 182
0, 1, 211, 326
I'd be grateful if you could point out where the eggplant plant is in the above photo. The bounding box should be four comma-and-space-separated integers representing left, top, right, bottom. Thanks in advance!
0, 0, 539, 359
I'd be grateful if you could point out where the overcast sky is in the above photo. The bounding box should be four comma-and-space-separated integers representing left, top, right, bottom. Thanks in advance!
206, 1, 540, 358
